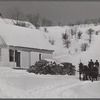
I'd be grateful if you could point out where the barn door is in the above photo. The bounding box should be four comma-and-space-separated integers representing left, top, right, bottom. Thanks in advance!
15, 50, 20, 67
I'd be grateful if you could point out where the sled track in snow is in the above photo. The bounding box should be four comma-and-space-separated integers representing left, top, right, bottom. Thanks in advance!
27, 78, 90, 98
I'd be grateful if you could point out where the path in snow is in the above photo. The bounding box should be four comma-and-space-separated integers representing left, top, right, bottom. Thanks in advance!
0, 67, 100, 98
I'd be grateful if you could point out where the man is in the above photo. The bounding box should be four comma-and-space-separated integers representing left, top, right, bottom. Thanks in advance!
95, 60, 99, 74
78, 62, 84, 80
95, 60, 99, 67
88, 59, 94, 70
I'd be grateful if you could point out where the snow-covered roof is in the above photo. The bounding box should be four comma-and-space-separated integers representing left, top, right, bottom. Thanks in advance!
0, 18, 36, 29
0, 23, 53, 51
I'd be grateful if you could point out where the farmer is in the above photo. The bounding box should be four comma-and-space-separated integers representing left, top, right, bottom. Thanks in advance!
88, 59, 94, 70
78, 62, 84, 80
94, 60, 99, 74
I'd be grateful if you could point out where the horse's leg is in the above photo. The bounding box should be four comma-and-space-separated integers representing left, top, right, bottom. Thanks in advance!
84, 72, 87, 81
97, 75, 99, 81
89, 73, 91, 80
83, 73, 85, 81
96, 73, 98, 81
79, 72, 81, 80
91, 73, 94, 82
91, 78, 93, 82
80, 73, 81, 80
89, 72, 92, 81
97, 74, 99, 81
85, 71, 88, 80
87, 72, 89, 80
96, 75, 98, 81
85, 74, 87, 80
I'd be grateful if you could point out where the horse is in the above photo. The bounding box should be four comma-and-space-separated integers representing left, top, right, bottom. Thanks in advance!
89, 66, 98, 82
82, 65, 90, 80
78, 63, 99, 81
78, 63, 84, 80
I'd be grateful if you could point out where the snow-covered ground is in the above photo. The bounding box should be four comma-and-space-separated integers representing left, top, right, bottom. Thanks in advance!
0, 19, 100, 98
0, 67, 100, 98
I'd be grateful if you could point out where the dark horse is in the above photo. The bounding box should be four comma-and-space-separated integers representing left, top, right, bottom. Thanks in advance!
89, 66, 98, 82
79, 64, 89, 81
78, 62, 85, 80
78, 63, 98, 81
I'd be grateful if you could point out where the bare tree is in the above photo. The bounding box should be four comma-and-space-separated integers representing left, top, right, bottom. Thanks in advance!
77, 31, 82, 39
70, 29, 74, 38
76, 20, 82, 25
95, 31, 99, 35
41, 18, 47, 26
5, 7, 25, 25
26, 13, 40, 29
58, 22, 61, 26
81, 43, 89, 51
44, 28, 48, 33
71, 27, 77, 40
62, 33, 70, 48
41, 18, 52, 26
0, 13, 3, 18
49, 38, 55, 45
46, 19, 52, 26
87, 28, 94, 43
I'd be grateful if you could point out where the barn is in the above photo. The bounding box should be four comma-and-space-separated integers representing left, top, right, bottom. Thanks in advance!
0, 23, 54, 68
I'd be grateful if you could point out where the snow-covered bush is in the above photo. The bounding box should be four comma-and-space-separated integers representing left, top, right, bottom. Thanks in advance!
27, 65, 38, 73
27, 60, 48, 74
95, 31, 99, 35
27, 60, 76, 75
49, 38, 55, 45
15, 22, 27, 27
35, 60, 48, 67
77, 31, 82, 39
44, 28, 48, 33
43, 63, 64, 75
81, 43, 89, 51
87, 28, 94, 43
35, 60, 48, 74
70, 28, 74, 38
62, 33, 71, 48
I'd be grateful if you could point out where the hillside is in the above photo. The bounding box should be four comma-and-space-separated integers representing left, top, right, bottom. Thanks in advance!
40, 24, 100, 70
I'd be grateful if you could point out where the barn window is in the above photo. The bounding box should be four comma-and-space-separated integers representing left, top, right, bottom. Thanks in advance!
39, 54, 41, 61
9, 49, 14, 62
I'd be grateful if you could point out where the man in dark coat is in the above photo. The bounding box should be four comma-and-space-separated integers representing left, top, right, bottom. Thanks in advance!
78, 62, 84, 80
88, 59, 94, 70
88, 59, 95, 80
94, 60, 99, 74
95, 60, 99, 67
79, 62, 84, 71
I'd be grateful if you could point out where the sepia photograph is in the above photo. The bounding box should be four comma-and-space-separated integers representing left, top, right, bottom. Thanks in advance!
0, 0, 100, 98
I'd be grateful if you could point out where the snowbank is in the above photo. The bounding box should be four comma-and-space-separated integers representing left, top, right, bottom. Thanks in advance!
0, 67, 100, 98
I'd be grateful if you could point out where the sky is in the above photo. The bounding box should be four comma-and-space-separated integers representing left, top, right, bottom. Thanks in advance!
0, 1, 100, 25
